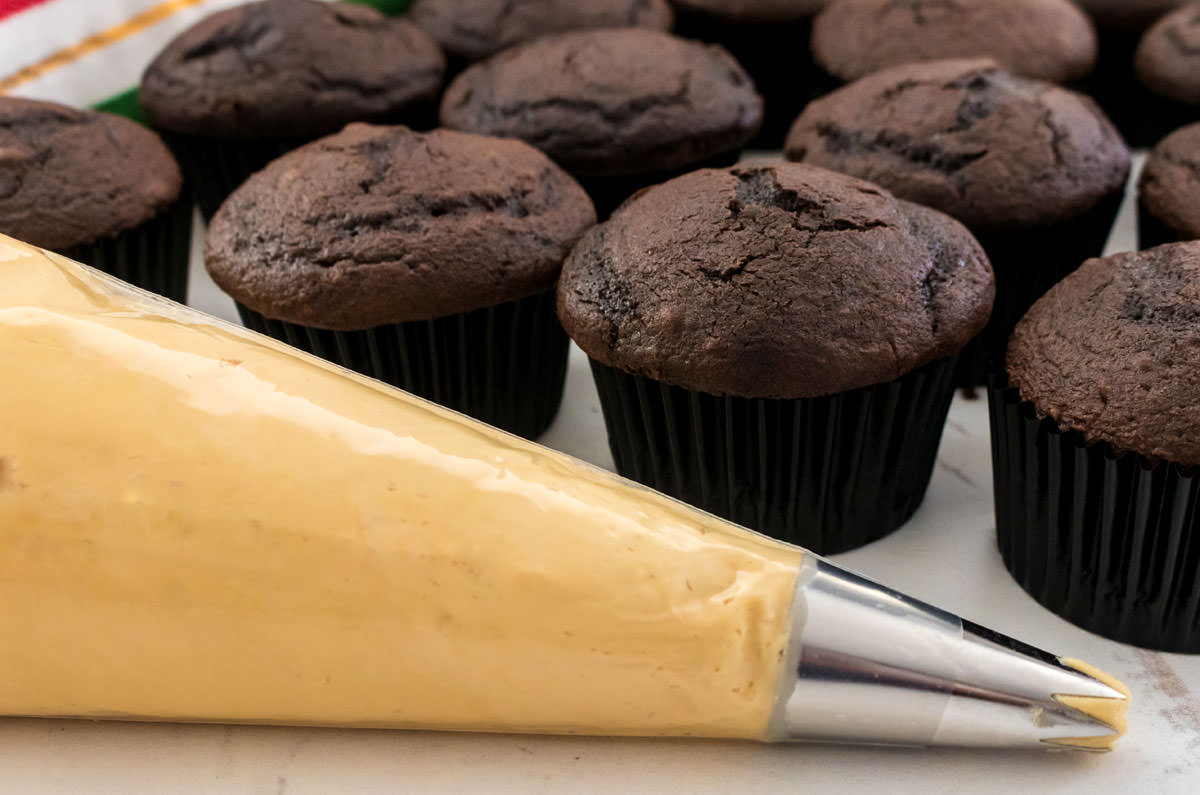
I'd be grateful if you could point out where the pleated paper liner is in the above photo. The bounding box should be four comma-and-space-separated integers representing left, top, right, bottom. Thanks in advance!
576, 150, 742, 220
955, 189, 1125, 387
988, 379, 1200, 652
588, 356, 959, 554
672, 12, 823, 150
238, 289, 569, 440
1137, 201, 1189, 251
59, 194, 193, 304
166, 136, 303, 222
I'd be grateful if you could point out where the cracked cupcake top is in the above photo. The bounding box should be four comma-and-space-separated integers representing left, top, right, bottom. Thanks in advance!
439, 29, 762, 176
785, 59, 1130, 231
1136, 3, 1200, 105
205, 125, 596, 330
557, 163, 994, 399
1140, 123, 1200, 239
812, 0, 1097, 84
141, 0, 445, 139
1008, 243, 1200, 467
409, 0, 673, 62
0, 97, 181, 250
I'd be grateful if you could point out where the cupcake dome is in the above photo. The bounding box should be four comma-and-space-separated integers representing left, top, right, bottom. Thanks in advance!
409, 0, 674, 63
0, 97, 180, 250
811, 0, 1097, 84
1140, 122, 1200, 243
1136, 3, 1200, 105
1007, 244, 1200, 467
785, 59, 1131, 231
206, 124, 595, 330
559, 163, 993, 399
439, 29, 762, 177
140, 0, 445, 139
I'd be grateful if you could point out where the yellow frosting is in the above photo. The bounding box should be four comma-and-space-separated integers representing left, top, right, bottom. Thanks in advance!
0, 236, 803, 738
1049, 658, 1131, 751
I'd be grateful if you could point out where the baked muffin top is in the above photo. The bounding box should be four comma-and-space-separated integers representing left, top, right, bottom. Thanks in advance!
0, 98, 181, 250
206, 125, 596, 330
1075, 0, 1187, 31
141, 0, 445, 139
440, 29, 762, 176
785, 59, 1131, 230
409, 0, 673, 62
673, 0, 830, 22
558, 162, 994, 399
1008, 243, 1200, 467
1139, 123, 1200, 239
1136, 3, 1200, 104
812, 0, 1097, 84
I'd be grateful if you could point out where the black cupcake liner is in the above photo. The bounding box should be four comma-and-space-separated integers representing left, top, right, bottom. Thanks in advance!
59, 195, 193, 304
673, 12, 823, 149
955, 189, 1125, 387
988, 379, 1200, 652
166, 136, 302, 222
576, 148, 743, 220
237, 289, 569, 439
588, 356, 959, 554
1137, 199, 1190, 250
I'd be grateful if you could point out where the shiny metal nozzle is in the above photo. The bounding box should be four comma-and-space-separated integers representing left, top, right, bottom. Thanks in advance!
768, 557, 1128, 750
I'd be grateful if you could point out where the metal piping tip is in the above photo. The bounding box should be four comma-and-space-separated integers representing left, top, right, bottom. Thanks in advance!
769, 558, 1130, 750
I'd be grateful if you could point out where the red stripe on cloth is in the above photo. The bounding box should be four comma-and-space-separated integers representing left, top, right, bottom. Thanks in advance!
0, 0, 53, 22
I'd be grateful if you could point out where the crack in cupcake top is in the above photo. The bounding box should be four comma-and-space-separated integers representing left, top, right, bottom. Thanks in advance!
0, 97, 180, 250
1008, 242, 1200, 467
409, 0, 673, 62
141, 0, 445, 139
785, 59, 1130, 230
439, 29, 763, 177
811, 0, 1097, 84
204, 125, 596, 330
557, 162, 994, 399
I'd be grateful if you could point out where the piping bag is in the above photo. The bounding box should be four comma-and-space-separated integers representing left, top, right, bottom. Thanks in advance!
0, 237, 1128, 751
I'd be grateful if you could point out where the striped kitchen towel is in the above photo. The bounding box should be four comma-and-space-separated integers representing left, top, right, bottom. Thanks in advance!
0, 0, 409, 119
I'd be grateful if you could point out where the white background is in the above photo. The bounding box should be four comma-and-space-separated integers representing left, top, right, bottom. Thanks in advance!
3, 156, 1198, 792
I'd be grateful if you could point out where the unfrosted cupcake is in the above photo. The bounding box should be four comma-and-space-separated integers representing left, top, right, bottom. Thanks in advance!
1134, 3, 1200, 143
1139, 122, 1200, 248
1075, 0, 1187, 145
440, 28, 762, 217
811, 0, 1097, 85
0, 97, 189, 302
206, 125, 596, 439
141, 0, 444, 220
558, 162, 994, 553
409, 0, 672, 67
786, 59, 1131, 385
991, 242, 1200, 652
671, 0, 831, 147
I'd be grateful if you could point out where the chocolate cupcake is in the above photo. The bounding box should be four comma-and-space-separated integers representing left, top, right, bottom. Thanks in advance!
409, 0, 673, 68
0, 97, 189, 302
991, 243, 1200, 652
1075, 0, 1187, 146
1134, 4, 1200, 144
558, 162, 994, 553
1139, 123, 1200, 248
811, 0, 1097, 85
439, 29, 762, 217
141, 0, 445, 220
671, 0, 831, 148
205, 124, 596, 439
785, 59, 1131, 386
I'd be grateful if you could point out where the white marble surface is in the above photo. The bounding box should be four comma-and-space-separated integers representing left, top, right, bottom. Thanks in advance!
4, 157, 1199, 793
